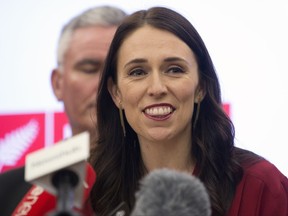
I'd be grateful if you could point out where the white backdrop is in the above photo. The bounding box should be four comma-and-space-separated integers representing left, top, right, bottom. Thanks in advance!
0, 0, 287, 175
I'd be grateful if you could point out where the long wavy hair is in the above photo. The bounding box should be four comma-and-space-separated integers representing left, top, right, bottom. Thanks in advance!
89, 6, 244, 216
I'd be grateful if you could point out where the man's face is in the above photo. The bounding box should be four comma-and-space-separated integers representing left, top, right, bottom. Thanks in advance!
52, 26, 118, 136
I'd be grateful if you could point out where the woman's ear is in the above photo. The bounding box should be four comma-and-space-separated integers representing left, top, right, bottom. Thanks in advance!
51, 68, 63, 101
195, 86, 206, 104
107, 77, 121, 108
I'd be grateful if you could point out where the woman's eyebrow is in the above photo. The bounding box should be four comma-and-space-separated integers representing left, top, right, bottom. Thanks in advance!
124, 58, 147, 68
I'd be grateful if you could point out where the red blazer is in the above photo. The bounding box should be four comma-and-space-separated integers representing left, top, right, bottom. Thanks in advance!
227, 160, 288, 216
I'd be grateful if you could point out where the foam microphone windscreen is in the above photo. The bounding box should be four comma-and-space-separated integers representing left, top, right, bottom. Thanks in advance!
131, 168, 211, 216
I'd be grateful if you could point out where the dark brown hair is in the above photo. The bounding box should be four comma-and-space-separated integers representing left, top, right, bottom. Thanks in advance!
90, 6, 245, 216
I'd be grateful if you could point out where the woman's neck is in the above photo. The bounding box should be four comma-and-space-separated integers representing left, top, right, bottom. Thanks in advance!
139, 137, 195, 174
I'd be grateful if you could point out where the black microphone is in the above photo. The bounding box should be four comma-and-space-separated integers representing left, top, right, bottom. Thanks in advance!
131, 168, 211, 216
25, 132, 90, 215
49, 169, 81, 216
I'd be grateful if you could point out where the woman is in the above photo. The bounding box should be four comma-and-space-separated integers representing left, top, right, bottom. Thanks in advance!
89, 7, 288, 216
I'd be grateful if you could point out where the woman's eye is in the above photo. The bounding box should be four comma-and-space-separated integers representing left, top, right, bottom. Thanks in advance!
128, 68, 147, 76
167, 66, 184, 74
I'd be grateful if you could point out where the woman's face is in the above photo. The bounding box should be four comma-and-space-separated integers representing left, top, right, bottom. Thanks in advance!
109, 25, 201, 143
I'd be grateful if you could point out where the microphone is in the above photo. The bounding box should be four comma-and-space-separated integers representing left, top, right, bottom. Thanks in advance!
131, 168, 211, 216
24, 132, 90, 215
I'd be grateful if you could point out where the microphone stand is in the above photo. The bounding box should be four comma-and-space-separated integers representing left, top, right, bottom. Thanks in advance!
49, 169, 81, 216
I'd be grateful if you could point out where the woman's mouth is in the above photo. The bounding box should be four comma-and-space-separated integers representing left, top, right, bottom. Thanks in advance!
143, 104, 175, 120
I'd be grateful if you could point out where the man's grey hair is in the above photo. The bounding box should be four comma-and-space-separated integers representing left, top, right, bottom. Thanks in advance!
57, 5, 127, 65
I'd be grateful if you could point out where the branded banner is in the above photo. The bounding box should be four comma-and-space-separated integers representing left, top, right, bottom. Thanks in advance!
0, 112, 69, 173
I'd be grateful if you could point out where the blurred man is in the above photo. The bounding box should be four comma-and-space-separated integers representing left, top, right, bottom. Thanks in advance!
0, 6, 127, 215
51, 5, 127, 142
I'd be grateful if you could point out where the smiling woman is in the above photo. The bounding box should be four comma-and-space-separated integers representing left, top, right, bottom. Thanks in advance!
109, 25, 200, 144
88, 6, 288, 216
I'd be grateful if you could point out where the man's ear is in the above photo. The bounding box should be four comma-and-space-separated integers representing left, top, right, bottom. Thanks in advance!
107, 77, 121, 108
51, 68, 63, 101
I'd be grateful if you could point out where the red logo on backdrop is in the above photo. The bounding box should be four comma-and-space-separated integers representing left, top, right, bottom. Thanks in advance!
54, 112, 70, 143
223, 103, 230, 117
0, 113, 45, 173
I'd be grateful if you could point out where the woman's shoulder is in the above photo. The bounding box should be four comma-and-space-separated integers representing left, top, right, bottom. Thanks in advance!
229, 149, 288, 215
236, 147, 288, 196
245, 159, 287, 185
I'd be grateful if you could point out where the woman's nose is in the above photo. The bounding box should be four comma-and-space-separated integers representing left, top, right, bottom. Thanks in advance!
147, 73, 168, 97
